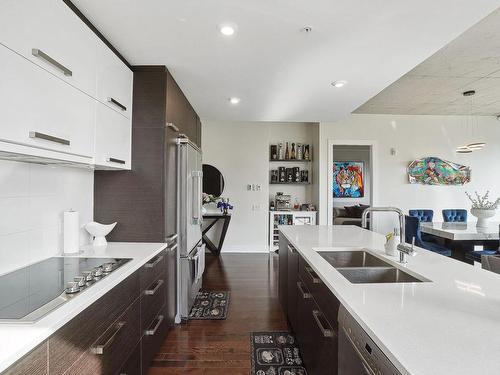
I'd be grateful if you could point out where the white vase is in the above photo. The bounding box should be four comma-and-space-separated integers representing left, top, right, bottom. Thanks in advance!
84, 221, 117, 247
470, 208, 496, 228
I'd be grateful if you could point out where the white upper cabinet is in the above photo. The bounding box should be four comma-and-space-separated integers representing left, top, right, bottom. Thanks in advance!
0, 44, 95, 159
0, 0, 99, 98
0, 0, 132, 169
94, 103, 132, 170
96, 46, 133, 119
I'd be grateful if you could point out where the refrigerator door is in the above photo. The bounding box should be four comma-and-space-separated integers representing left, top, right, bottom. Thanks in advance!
177, 139, 203, 257
179, 242, 205, 321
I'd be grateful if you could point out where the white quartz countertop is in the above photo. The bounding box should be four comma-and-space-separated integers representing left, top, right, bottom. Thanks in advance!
0, 242, 167, 373
280, 225, 500, 375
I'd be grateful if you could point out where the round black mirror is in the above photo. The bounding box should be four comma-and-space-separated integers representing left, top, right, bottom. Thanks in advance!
202, 164, 225, 197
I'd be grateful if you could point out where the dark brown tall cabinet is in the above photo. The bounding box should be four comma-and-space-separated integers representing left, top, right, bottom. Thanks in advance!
94, 66, 202, 371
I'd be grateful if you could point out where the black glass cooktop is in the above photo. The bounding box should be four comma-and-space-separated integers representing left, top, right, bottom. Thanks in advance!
0, 257, 131, 323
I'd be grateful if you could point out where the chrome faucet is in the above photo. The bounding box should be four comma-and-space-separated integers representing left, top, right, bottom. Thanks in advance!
361, 207, 416, 264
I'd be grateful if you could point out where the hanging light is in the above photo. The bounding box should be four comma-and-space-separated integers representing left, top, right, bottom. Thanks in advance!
456, 90, 486, 153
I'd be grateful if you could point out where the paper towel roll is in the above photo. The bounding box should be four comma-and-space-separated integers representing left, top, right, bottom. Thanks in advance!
63, 210, 80, 254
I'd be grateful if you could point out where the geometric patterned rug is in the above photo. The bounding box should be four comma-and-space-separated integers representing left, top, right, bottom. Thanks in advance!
250, 331, 308, 375
188, 290, 230, 320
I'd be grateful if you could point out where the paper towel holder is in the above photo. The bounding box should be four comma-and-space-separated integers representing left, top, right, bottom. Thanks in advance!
84, 222, 117, 247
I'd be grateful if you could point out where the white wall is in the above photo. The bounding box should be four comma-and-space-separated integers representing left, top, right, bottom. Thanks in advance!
202, 121, 318, 252
318, 114, 500, 233
0, 161, 93, 275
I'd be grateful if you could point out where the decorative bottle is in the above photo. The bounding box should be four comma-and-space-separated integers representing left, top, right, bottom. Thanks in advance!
285, 142, 290, 160
291, 143, 296, 159
297, 143, 302, 160
278, 143, 284, 160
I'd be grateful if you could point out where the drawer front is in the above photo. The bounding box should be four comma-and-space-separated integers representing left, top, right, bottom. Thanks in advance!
141, 277, 167, 330
287, 243, 299, 331
3, 341, 48, 375
66, 298, 141, 375
49, 272, 140, 375
0, 0, 99, 97
140, 251, 166, 292
299, 256, 340, 331
141, 307, 168, 373
119, 342, 141, 375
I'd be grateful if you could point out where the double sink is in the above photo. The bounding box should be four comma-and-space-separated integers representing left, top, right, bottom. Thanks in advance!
319, 250, 428, 284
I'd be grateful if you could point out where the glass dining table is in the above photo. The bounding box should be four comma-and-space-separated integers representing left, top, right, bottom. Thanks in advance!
420, 222, 499, 263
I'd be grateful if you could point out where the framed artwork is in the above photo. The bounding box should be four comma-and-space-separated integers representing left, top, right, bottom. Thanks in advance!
407, 157, 471, 186
333, 161, 364, 198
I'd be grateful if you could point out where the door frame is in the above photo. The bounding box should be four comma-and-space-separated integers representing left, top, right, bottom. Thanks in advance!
327, 139, 378, 226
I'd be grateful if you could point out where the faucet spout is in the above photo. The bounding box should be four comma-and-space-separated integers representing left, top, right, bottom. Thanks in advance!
361, 207, 408, 263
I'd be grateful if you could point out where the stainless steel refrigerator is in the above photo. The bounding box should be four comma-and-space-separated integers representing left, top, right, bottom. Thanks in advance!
176, 137, 205, 322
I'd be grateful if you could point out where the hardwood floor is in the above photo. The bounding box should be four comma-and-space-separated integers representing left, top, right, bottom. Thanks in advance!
148, 253, 288, 374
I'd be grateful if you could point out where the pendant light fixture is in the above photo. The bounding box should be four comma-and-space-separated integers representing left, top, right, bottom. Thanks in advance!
456, 90, 486, 153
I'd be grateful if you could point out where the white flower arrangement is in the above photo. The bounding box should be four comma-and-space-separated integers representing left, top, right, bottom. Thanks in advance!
465, 191, 500, 210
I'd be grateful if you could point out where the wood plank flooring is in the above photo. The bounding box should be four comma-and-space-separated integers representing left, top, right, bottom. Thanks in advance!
148, 253, 288, 375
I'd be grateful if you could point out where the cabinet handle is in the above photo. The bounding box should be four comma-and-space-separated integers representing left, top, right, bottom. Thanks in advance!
91, 321, 126, 354
32, 48, 72, 76
312, 310, 334, 338
166, 244, 178, 253
145, 254, 164, 269
29, 131, 70, 146
107, 97, 127, 111
145, 279, 164, 296
165, 234, 178, 245
287, 244, 297, 254
106, 157, 126, 165
297, 281, 311, 299
305, 266, 322, 284
145, 315, 164, 336
166, 122, 179, 132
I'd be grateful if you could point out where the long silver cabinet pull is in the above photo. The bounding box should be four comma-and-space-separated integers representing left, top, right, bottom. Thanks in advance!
312, 310, 334, 337
106, 157, 126, 165
32, 49, 72, 76
29, 131, 70, 146
91, 321, 126, 354
145, 279, 164, 296
107, 97, 127, 111
145, 254, 164, 269
165, 234, 178, 245
287, 244, 297, 254
297, 281, 311, 299
305, 266, 322, 284
166, 244, 178, 253
166, 122, 179, 132
145, 315, 164, 336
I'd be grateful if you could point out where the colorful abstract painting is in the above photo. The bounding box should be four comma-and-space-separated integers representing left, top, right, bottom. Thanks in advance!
407, 157, 471, 186
333, 161, 364, 198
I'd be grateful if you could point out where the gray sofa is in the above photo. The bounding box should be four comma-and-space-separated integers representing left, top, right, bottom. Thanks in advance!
333, 206, 370, 226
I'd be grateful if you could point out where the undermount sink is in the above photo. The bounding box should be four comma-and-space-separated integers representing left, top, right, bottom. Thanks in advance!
318, 250, 428, 284
319, 251, 391, 268
336, 267, 426, 284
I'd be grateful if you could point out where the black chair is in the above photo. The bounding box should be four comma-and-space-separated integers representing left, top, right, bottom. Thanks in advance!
405, 215, 451, 256
409, 209, 435, 242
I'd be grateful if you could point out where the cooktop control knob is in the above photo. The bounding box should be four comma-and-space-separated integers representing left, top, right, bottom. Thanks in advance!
92, 267, 103, 278
103, 262, 116, 273
65, 281, 80, 294
82, 271, 93, 282
74, 276, 86, 287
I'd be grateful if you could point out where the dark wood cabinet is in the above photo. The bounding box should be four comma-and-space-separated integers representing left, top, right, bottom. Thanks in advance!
3, 342, 48, 375
279, 235, 339, 375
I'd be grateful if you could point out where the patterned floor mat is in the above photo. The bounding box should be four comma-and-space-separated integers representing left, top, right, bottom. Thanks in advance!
188, 290, 230, 320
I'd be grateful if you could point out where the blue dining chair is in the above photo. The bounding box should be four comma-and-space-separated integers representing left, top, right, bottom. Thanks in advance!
405, 215, 452, 256
409, 209, 434, 222
466, 249, 499, 263
442, 209, 467, 222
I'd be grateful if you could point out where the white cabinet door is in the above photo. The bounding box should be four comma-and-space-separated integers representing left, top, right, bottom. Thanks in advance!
96, 45, 133, 119
94, 103, 132, 170
0, 0, 99, 97
0, 44, 95, 158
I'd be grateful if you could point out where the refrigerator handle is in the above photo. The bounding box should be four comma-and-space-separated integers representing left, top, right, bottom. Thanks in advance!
192, 171, 203, 225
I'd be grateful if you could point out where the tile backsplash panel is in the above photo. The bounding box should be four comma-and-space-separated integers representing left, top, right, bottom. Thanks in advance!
0, 160, 93, 275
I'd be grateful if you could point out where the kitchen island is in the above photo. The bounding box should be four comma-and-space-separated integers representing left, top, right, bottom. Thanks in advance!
279, 225, 500, 375
0, 242, 171, 374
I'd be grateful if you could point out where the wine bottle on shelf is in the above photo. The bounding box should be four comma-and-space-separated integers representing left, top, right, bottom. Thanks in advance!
297, 143, 302, 160
278, 143, 284, 160
304, 145, 310, 160
285, 142, 290, 160
291, 143, 296, 159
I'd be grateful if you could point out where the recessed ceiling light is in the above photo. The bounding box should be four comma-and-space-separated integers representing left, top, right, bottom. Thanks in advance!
229, 97, 240, 105
331, 80, 348, 88
219, 24, 237, 36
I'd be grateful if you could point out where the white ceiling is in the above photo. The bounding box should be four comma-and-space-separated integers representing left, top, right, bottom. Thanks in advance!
73, 0, 500, 122
355, 8, 500, 116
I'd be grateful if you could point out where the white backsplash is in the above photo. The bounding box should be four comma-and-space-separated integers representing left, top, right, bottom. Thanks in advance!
0, 160, 93, 275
